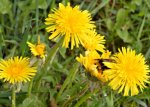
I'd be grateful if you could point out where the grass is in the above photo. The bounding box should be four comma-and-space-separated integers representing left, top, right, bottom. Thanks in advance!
0, 0, 150, 107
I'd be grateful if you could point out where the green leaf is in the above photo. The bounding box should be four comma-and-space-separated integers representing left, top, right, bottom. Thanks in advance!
145, 47, 150, 60
38, 0, 48, 9
20, 34, 29, 56
74, 89, 98, 107
91, 0, 109, 16
42, 75, 56, 86
132, 0, 142, 6
17, 1, 30, 10
18, 0, 47, 11
115, 8, 128, 29
56, 62, 79, 101
105, 18, 113, 31
116, 29, 133, 43
137, 16, 146, 39
86, 0, 98, 11
132, 97, 147, 107
125, 3, 136, 12
0, 0, 12, 14
0, 91, 11, 98
43, 37, 63, 69
18, 95, 45, 107
132, 40, 143, 53
59, 47, 66, 59
33, 38, 63, 92
62, 83, 88, 107
31, 0, 48, 9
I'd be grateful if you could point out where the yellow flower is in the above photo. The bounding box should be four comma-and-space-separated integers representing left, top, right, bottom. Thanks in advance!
0, 56, 36, 84
100, 50, 111, 59
27, 36, 46, 58
45, 3, 95, 49
76, 51, 107, 81
76, 51, 100, 72
82, 30, 105, 52
104, 47, 150, 96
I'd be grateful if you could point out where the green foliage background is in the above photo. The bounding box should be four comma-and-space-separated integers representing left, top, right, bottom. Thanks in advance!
0, 0, 150, 107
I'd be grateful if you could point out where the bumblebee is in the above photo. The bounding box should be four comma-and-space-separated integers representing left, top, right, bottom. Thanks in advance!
96, 59, 114, 74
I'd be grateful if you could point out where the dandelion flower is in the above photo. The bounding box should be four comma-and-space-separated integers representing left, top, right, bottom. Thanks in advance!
45, 3, 95, 49
82, 30, 105, 52
100, 50, 111, 59
27, 36, 46, 58
76, 51, 100, 73
0, 56, 37, 84
76, 51, 107, 81
104, 47, 150, 96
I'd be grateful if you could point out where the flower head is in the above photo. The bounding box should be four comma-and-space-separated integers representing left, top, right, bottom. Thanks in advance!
76, 51, 100, 72
45, 3, 95, 49
82, 30, 105, 52
104, 47, 150, 96
100, 50, 111, 59
27, 36, 46, 58
0, 56, 37, 84
76, 51, 108, 81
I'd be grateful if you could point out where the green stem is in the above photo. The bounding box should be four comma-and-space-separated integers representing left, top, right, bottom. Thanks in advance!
74, 89, 99, 107
0, 24, 4, 57
62, 82, 88, 107
137, 16, 146, 39
13, 0, 17, 15
36, 0, 39, 35
28, 79, 33, 97
43, 37, 64, 69
34, 37, 63, 94
56, 62, 79, 100
12, 85, 16, 107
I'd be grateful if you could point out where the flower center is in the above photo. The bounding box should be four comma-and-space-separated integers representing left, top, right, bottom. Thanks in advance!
36, 44, 45, 55
65, 15, 79, 33
9, 65, 23, 77
120, 59, 137, 79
